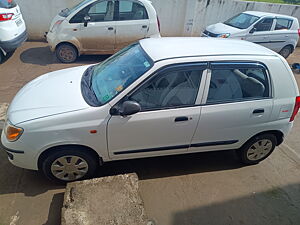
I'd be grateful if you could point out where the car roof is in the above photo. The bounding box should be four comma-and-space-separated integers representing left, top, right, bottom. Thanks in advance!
244, 11, 296, 20
139, 37, 277, 62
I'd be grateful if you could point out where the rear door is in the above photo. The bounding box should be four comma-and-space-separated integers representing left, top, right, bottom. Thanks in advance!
270, 17, 294, 52
245, 17, 275, 50
69, 0, 116, 53
114, 0, 149, 50
190, 62, 273, 152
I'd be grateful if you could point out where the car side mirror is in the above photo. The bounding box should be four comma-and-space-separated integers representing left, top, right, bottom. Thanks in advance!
84, 15, 91, 27
249, 27, 257, 34
119, 101, 141, 117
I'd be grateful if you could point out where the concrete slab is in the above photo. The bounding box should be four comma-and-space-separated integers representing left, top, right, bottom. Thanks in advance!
61, 174, 148, 225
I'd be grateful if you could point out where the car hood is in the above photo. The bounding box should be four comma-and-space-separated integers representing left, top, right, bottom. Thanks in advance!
8, 65, 91, 125
206, 23, 241, 35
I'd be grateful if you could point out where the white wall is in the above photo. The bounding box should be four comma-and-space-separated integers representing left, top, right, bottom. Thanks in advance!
16, 0, 300, 40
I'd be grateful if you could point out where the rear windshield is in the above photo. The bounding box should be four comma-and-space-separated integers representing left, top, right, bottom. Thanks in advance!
0, 0, 17, 9
224, 13, 260, 29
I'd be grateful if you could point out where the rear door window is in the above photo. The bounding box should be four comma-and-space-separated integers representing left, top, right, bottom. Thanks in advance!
207, 63, 270, 104
275, 18, 293, 30
118, 0, 148, 20
0, 0, 17, 8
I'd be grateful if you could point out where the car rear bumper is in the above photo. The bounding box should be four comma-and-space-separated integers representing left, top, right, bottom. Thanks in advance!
0, 30, 27, 52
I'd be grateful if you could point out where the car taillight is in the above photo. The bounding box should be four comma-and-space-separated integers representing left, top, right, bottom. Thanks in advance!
157, 16, 160, 32
0, 13, 14, 21
298, 29, 300, 37
290, 96, 300, 122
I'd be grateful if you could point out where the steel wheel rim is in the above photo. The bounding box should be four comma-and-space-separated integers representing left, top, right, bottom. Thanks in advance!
246, 139, 273, 161
280, 48, 290, 58
51, 155, 89, 181
59, 47, 75, 62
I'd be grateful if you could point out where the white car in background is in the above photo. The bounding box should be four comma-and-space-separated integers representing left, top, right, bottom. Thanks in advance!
1, 38, 299, 182
47, 0, 161, 63
202, 11, 300, 58
0, 0, 27, 63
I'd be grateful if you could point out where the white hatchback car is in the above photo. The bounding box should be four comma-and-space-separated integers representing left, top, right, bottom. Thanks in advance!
1, 38, 299, 182
46, 0, 160, 63
0, 0, 27, 63
202, 11, 300, 58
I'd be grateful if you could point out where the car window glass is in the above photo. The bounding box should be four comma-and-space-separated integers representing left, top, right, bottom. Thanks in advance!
224, 13, 260, 29
70, 0, 114, 23
275, 18, 292, 30
254, 18, 274, 32
129, 69, 203, 110
0, 0, 17, 8
207, 67, 269, 104
118, 0, 148, 20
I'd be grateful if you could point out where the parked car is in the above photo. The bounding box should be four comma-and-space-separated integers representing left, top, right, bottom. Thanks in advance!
0, 0, 27, 63
1, 37, 299, 182
46, 0, 161, 63
202, 11, 300, 58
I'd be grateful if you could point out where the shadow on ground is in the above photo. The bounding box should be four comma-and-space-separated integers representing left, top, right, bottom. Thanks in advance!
43, 193, 64, 225
171, 183, 300, 225
20, 45, 110, 66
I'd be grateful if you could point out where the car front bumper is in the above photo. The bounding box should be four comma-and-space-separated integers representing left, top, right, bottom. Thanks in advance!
0, 130, 38, 170
0, 30, 28, 53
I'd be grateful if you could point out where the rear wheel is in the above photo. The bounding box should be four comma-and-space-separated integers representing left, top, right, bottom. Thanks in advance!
279, 45, 293, 59
55, 43, 78, 63
42, 147, 99, 182
0, 51, 4, 63
237, 134, 277, 165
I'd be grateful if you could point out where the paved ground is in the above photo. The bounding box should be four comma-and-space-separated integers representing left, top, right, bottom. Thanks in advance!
0, 42, 300, 225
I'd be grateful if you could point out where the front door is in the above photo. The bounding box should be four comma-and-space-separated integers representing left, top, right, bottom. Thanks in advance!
70, 0, 116, 53
107, 63, 207, 159
114, 0, 149, 50
245, 17, 274, 50
190, 62, 273, 152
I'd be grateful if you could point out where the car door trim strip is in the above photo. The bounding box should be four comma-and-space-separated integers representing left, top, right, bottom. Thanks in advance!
113, 140, 238, 155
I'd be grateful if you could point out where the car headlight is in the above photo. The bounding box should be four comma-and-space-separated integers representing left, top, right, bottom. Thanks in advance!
4, 120, 24, 142
218, 33, 230, 38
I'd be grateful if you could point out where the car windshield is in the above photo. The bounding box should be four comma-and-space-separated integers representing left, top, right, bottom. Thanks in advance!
81, 43, 153, 106
59, 0, 92, 17
0, 0, 17, 8
224, 13, 260, 29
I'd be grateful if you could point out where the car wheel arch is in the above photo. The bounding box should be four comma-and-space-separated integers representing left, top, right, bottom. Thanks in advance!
243, 130, 284, 148
37, 144, 102, 170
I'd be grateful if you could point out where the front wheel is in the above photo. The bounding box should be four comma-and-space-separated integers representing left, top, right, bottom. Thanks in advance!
42, 147, 99, 182
55, 43, 78, 63
237, 134, 277, 165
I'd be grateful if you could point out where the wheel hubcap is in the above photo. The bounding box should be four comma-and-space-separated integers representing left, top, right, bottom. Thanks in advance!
59, 47, 74, 61
280, 48, 290, 58
246, 139, 273, 161
51, 155, 88, 181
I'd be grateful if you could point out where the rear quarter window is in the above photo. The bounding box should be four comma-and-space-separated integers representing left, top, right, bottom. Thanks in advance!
0, 0, 17, 8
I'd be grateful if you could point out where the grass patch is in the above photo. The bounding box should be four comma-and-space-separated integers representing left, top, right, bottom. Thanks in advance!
244, 0, 300, 5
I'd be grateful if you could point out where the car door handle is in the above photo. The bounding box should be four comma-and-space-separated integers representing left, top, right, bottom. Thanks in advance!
142, 25, 148, 28
253, 109, 264, 114
175, 116, 189, 122
108, 27, 114, 30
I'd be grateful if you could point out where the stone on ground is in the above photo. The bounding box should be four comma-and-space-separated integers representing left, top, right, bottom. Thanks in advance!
62, 173, 148, 225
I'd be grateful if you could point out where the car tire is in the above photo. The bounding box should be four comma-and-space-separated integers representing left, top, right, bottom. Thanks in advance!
42, 147, 99, 182
0, 51, 4, 64
236, 134, 277, 165
55, 43, 78, 63
279, 45, 292, 59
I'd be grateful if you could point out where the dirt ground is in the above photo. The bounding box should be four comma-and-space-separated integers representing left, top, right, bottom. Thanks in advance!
0, 42, 300, 225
